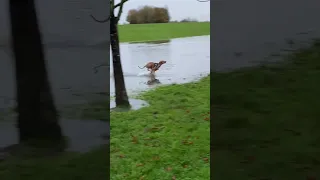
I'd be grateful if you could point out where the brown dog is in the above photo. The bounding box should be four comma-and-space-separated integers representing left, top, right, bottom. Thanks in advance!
138, 60, 166, 73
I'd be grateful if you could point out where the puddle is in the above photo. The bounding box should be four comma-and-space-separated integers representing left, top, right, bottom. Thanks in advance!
0, 119, 109, 153
110, 98, 149, 110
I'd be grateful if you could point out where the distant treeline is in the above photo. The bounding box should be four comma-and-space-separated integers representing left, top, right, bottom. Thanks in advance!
126, 6, 170, 24
126, 5, 200, 24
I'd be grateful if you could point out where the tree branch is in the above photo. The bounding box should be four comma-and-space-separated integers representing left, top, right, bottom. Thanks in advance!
92, 0, 207, 23
116, 0, 128, 22
114, 0, 128, 9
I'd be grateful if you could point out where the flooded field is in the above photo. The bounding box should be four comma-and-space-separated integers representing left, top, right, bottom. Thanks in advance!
110, 35, 210, 97
0, 0, 110, 152
0, 0, 109, 110
0, 47, 108, 110
212, 0, 320, 72
0, 118, 109, 153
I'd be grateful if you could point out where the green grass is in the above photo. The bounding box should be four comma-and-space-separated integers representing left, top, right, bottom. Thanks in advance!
212, 40, 320, 179
118, 22, 210, 42
110, 77, 210, 179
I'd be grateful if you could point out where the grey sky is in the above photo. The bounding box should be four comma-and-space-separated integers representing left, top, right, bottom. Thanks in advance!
114, 0, 210, 24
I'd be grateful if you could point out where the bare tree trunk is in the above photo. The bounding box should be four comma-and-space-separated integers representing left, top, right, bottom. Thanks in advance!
9, 0, 64, 145
110, 15, 130, 107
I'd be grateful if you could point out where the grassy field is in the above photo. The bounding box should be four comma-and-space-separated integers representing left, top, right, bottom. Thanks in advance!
212, 41, 320, 179
110, 76, 210, 179
118, 22, 210, 42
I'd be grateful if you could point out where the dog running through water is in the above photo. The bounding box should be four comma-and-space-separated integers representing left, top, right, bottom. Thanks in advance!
138, 60, 166, 74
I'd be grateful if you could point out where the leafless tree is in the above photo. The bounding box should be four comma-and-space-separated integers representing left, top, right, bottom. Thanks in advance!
90, 0, 208, 107
91, 0, 130, 108
9, 0, 64, 149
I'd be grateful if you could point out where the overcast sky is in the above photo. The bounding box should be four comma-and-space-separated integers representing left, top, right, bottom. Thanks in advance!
114, 0, 210, 24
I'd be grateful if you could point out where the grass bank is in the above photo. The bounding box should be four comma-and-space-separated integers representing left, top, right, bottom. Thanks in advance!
213, 41, 320, 179
118, 22, 210, 42
110, 77, 210, 179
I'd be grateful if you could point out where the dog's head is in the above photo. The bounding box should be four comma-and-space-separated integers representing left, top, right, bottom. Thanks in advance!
159, 60, 166, 64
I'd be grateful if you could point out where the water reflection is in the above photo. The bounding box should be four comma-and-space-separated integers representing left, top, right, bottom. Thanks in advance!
146, 73, 161, 86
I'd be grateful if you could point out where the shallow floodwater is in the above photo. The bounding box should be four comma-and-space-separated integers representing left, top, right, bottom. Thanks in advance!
0, 48, 108, 110
110, 35, 210, 97
0, 0, 110, 152
0, 119, 109, 153
0, 0, 109, 110
212, 0, 320, 72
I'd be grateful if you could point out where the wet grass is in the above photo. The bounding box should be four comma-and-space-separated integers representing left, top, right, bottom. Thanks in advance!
212, 40, 320, 179
118, 22, 210, 42
110, 76, 210, 179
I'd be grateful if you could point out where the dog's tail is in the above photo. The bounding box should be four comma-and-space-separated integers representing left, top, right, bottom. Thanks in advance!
138, 65, 146, 69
